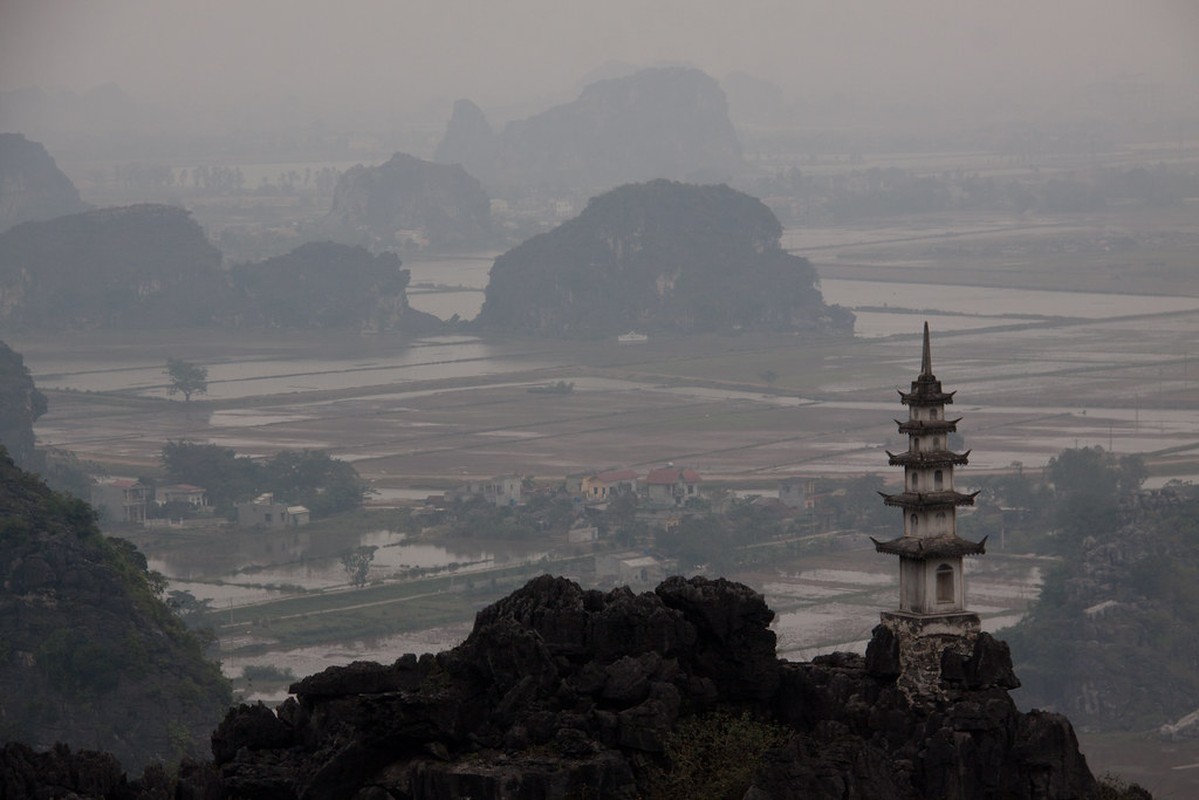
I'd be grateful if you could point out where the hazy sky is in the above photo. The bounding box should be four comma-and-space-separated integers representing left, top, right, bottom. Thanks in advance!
2, 0, 1197, 123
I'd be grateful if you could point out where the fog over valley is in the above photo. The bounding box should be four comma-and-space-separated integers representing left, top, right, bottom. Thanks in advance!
3, 0, 1197, 138
2, 1, 1199, 797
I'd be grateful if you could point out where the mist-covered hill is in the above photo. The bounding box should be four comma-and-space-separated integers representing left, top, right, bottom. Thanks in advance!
478, 180, 853, 337
0, 204, 223, 330
0, 449, 231, 770
320, 152, 492, 250
436, 67, 743, 193
0, 205, 440, 333
228, 241, 440, 332
0, 133, 91, 233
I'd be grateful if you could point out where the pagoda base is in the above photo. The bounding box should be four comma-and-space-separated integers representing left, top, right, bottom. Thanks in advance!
880, 610, 980, 701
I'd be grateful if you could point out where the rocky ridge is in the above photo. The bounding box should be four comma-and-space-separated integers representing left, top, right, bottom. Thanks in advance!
5, 574, 1105, 799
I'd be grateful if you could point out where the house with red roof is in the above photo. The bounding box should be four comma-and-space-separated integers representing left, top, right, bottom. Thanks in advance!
644, 466, 703, 508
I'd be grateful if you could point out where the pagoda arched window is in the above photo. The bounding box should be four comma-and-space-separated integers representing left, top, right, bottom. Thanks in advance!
913, 437, 921, 452
932, 437, 941, 450
930, 408, 938, 420
934, 470, 944, 490
936, 564, 954, 603
911, 473, 919, 490
910, 514, 918, 533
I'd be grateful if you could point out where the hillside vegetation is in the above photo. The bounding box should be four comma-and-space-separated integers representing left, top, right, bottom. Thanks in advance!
0, 448, 231, 770
969, 447, 1199, 732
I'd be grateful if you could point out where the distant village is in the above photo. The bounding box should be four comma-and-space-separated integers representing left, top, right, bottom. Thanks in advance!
88, 463, 845, 589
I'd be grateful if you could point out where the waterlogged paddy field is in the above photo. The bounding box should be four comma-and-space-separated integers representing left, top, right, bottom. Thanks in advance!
19, 305, 1199, 487
13, 234, 1199, 793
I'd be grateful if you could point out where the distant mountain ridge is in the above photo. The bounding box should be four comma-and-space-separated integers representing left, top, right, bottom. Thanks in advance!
436, 67, 743, 192
478, 180, 853, 337
0, 133, 90, 233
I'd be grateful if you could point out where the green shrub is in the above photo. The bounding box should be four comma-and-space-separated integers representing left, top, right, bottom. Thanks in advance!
643, 711, 792, 800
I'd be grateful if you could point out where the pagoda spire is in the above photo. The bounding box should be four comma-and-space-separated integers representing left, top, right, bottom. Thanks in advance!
920, 321, 932, 377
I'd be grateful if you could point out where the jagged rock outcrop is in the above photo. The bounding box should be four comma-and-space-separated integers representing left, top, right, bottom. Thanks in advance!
0, 451, 231, 771
187, 575, 1093, 799
435, 67, 743, 193
0, 574, 1109, 798
0, 203, 223, 330
321, 152, 491, 250
0, 133, 90, 233
478, 180, 854, 337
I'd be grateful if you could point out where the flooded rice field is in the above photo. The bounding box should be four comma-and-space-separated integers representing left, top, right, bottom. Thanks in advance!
145, 527, 537, 605
14, 249, 1199, 728
759, 548, 1046, 660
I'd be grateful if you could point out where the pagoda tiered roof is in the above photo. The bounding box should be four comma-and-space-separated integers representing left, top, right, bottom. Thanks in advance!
878, 489, 979, 510
898, 385, 956, 407
887, 449, 971, 468
895, 418, 961, 435
871, 533, 987, 560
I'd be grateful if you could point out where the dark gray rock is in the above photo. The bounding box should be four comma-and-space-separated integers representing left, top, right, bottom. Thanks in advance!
2, 574, 1112, 799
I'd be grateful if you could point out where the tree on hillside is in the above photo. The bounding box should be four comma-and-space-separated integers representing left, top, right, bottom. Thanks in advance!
165, 358, 208, 404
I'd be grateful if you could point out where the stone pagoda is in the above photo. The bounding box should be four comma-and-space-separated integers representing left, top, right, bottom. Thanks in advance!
871, 322, 987, 697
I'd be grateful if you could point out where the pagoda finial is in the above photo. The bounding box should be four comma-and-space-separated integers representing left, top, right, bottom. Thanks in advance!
921, 321, 932, 377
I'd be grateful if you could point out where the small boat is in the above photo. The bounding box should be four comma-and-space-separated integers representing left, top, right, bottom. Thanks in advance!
617, 331, 648, 344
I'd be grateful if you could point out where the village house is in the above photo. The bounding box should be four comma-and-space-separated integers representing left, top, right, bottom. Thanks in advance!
596, 550, 666, 585
457, 475, 524, 507
156, 483, 210, 510
778, 477, 820, 509
567, 518, 599, 544
235, 492, 310, 529
643, 466, 702, 508
90, 478, 149, 524
580, 468, 639, 504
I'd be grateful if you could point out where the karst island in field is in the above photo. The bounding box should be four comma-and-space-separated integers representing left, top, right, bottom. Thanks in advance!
477, 180, 854, 338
